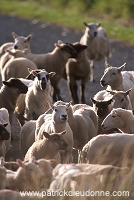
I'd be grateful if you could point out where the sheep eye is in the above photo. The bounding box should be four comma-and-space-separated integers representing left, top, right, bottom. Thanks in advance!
112, 115, 116, 118
55, 109, 58, 112
112, 72, 116, 75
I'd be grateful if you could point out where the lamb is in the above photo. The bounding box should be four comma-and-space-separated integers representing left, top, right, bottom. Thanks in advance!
81, 133, 134, 168
15, 69, 55, 125
101, 108, 134, 134
80, 22, 109, 81
0, 33, 32, 74
6, 158, 44, 191
1, 57, 37, 81
0, 49, 32, 74
0, 32, 32, 55
0, 78, 28, 124
24, 131, 68, 163
34, 158, 54, 189
19, 41, 81, 101
65, 42, 91, 104
36, 103, 73, 163
100, 62, 134, 110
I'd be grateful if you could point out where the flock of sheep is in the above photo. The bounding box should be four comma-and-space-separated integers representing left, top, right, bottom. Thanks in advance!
0, 22, 134, 200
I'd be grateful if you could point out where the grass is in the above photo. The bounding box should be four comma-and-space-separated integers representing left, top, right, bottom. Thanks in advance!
0, 0, 134, 45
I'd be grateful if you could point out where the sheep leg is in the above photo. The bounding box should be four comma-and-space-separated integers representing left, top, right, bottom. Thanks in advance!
81, 81, 86, 104
62, 150, 73, 164
90, 60, 95, 82
52, 85, 63, 102
69, 81, 79, 104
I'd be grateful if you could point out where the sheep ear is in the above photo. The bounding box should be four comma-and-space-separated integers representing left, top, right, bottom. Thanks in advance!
83, 22, 88, 27
43, 132, 52, 140
90, 97, 96, 104
125, 88, 132, 96
17, 159, 24, 168
60, 130, 66, 135
26, 69, 37, 80
25, 34, 32, 41
105, 61, 111, 68
106, 90, 115, 95
118, 63, 126, 73
57, 40, 63, 45
48, 72, 56, 78
12, 32, 18, 39
66, 101, 71, 108
55, 43, 61, 48
47, 101, 53, 110
97, 23, 101, 27
2, 81, 11, 87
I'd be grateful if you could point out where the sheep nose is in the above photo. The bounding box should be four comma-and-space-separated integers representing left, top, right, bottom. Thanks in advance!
61, 115, 67, 120
94, 31, 97, 37
14, 45, 18, 49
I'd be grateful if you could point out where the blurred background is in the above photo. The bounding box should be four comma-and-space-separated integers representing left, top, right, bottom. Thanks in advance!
0, 0, 134, 45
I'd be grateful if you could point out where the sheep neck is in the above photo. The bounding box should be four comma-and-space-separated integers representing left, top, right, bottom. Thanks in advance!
51, 48, 69, 63
52, 120, 67, 132
119, 116, 134, 134
108, 75, 124, 91
67, 106, 75, 131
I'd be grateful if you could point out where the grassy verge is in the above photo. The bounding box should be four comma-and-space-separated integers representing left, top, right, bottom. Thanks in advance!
0, 0, 134, 45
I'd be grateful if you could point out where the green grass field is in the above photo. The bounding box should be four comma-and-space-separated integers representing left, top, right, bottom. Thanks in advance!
0, 0, 134, 45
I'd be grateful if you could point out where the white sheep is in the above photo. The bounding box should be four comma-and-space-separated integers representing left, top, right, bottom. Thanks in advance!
107, 89, 132, 110
1, 57, 37, 81
101, 108, 134, 134
80, 22, 109, 81
0, 49, 31, 74
20, 120, 36, 157
36, 103, 73, 163
81, 133, 134, 168
24, 131, 68, 163
67, 104, 98, 151
100, 62, 134, 110
49, 163, 128, 196
0, 33, 32, 75
0, 32, 32, 55
65, 42, 90, 104
15, 69, 55, 125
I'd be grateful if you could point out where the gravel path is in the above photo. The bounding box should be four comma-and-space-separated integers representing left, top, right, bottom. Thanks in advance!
0, 14, 134, 161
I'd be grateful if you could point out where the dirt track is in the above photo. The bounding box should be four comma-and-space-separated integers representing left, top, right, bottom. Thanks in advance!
0, 14, 134, 161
